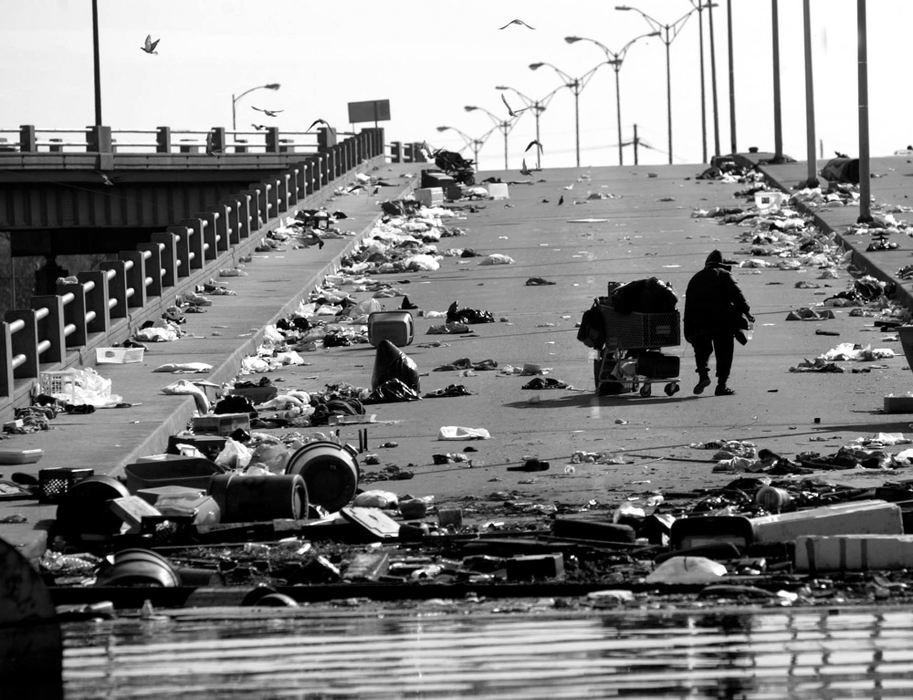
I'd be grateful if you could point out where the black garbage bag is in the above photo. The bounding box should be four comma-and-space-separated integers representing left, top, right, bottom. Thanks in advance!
611, 278, 678, 314
371, 339, 420, 392
821, 157, 859, 184
576, 299, 605, 349
213, 395, 257, 416
446, 301, 495, 324
365, 378, 422, 404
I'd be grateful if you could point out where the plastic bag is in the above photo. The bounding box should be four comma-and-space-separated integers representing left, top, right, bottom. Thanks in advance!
214, 438, 252, 470
645, 556, 727, 584
371, 340, 420, 391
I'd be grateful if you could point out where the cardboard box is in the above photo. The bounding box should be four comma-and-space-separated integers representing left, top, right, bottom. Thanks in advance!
751, 500, 903, 543
191, 412, 251, 436
486, 183, 509, 199
414, 187, 443, 207
795, 534, 913, 571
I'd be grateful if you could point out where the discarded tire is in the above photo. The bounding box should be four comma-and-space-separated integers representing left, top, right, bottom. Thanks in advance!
96, 548, 181, 587
208, 473, 308, 523
55, 475, 130, 537
285, 441, 359, 513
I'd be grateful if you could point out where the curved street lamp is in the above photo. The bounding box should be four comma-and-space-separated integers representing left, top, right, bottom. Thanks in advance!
529, 61, 604, 167
231, 82, 281, 131
494, 85, 560, 169
435, 125, 497, 169
565, 31, 659, 166
616, 5, 700, 164
463, 105, 518, 170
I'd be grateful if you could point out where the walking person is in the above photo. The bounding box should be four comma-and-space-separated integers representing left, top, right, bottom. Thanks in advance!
683, 250, 754, 396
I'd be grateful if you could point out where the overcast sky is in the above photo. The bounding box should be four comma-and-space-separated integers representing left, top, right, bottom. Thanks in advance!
2, 0, 910, 170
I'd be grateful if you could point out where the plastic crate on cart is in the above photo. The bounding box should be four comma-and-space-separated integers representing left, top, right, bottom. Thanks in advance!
599, 306, 681, 349
39, 467, 95, 503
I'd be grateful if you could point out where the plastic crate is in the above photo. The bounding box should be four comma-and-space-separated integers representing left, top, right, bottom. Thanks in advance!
38, 371, 78, 401
38, 467, 94, 503
599, 306, 681, 349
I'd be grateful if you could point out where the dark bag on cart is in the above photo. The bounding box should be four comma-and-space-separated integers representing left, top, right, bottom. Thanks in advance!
577, 299, 605, 349
611, 278, 678, 314
635, 351, 680, 379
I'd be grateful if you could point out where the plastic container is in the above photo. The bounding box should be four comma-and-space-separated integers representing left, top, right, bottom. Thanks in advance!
755, 486, 792, 513
124, 455, 225, 493
38, 467, 94, 503
208, 473, 307, 523
368, 311, 414, 347
285, 441, 359, 513
55, 475, 131, 537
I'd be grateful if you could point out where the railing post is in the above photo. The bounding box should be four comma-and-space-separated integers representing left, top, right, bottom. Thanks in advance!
19, 125, 37, 153
318, 155, 329, 188
221, 198, 241, 244
390, 140, 402, 163
197, 212, 219, 260
137, 242, 165, 297
278, 172, 291, 211
166, 226, 192, 278
56, 281, 87, 347
31, 295, 65, 364
99, 260, 127, 319
266, 180, 279, 220
244, 189, 262, 232
118, 250, 146, 308
304, 159, 316, 195
156, 126, 172, 153
210, 205, 230, 253
77, 270, 109, 334
0, 322, 14, 398
180, 218, 206, 269
292, 165, 304, 201
237, 194, 252, 239
265, 128, 280, 154
5, 310, 39, 380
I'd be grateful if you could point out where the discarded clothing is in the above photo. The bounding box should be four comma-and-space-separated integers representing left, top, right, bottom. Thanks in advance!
433, 358, 498, 372
446, 301, 494, 324
423, 384, 472, 398
521, 377, 569, 390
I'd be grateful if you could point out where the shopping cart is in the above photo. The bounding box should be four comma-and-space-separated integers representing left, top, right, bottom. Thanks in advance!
594, 301, 682, 397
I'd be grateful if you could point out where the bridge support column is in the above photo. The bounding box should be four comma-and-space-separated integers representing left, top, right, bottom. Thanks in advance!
5, 310, 39, 380
31, 295, 65, 364
19, 125, 36, 153
76, 271, 109, 335
118, 251, 146, 308
141, 239, 169, 295
99, 260, 128, 319
56, 281, 87, 347
166, 226, 192, 278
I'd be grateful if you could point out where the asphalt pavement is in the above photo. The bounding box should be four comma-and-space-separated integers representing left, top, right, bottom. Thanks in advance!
4, 152, 913, 566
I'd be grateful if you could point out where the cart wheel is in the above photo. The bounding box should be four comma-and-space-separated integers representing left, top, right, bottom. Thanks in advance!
664, 382, 680, 396
639, 383, 652, 398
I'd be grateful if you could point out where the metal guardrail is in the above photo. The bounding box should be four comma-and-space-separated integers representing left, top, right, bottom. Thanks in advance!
0, 127, 387, 409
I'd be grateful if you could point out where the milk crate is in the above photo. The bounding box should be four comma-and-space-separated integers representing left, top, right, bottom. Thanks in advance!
599, 306, 681, 350
39, 467, 94, 503
38, 371, 79, 401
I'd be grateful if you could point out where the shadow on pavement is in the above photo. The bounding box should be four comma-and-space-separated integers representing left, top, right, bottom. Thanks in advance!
502, 393, 696, 409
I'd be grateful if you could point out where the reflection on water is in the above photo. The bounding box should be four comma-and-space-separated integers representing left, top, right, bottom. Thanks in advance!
62, 606, 913, 699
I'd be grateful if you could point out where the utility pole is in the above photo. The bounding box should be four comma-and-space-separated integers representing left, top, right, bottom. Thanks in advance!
727, 0, 737, 154
802, 0, 819, 187
708, 0, 721, 157
772, 0, 783, 162
633, 124, 640, 165
857, 0, 872, 223
92, 0, 102, 126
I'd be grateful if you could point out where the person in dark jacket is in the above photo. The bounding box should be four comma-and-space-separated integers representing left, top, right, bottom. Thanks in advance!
683, 250, 754, 396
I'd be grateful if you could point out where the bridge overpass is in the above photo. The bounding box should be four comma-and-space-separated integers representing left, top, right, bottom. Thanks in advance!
0, 123, 428, 416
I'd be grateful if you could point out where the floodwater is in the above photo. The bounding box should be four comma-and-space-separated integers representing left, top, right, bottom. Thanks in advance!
59, 604, 913, 699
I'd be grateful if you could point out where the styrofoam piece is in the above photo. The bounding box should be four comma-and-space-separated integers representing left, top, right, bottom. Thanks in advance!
486, 183, 510, 199
750, 500, 903, 543
795, 534, 913, 572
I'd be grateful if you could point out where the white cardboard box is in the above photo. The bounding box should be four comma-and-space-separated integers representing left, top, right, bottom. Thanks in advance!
486, 183, 510, 200
751, 500, 903, 543
414, 187, 443, 207
795, 534, 913, 571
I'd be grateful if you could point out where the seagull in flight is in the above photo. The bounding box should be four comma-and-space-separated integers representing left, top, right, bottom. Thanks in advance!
525, 140, 543, 154
307, 118, 331, 132
500, 94, 528, 118
251, 123, 267, 131
252, 106, 284, 117
499, 19, 535, 30
140, 34, 160, 54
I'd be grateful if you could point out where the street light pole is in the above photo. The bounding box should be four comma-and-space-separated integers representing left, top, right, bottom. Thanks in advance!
529, 61, 604, 167
707, 1, 721, 158
857, 0, 872, 224
464, 106, 516, 170
771, 0, 783, 162
616, 5, 700, 165
231, 83, 281, 131
436, 125, 497, 171
695, 1, 708, 162
91, 0, 102, 126
565, 32, 658, 166
727, 0, 737, 154
495, 86, 560, 169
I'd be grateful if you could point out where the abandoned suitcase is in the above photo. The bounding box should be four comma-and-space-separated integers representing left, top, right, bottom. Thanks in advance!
368, 311, 414, 347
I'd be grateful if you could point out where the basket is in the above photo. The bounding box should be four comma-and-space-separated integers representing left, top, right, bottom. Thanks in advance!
38, 467, 95, 503
38, 371, 78, 401
600, 306, 681, 349
95, 347, 145, 364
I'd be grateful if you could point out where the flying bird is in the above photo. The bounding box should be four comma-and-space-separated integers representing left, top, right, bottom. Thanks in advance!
99, 173, 114, 186
251, 123, 267, 131
499, 19, 535, 30
834, 150, 849, 158
307, 118, 331, 132
557, 195, 564, 206
252, 106, 284, 117
140, 34, 160, 54
525, 140, 543, 154
500, 93, 528, 118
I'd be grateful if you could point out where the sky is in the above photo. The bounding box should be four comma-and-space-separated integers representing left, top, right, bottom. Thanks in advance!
2, 0, 912, 171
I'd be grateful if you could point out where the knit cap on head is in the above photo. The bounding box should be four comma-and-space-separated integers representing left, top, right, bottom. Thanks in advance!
705, 249, 723, 265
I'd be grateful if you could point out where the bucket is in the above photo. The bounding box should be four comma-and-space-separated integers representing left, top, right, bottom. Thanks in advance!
55, 475, 131, 537
285, 441, 359, 513
208, 473, 307, 523
96, 548, 181, 587
755, 486, 792, 513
